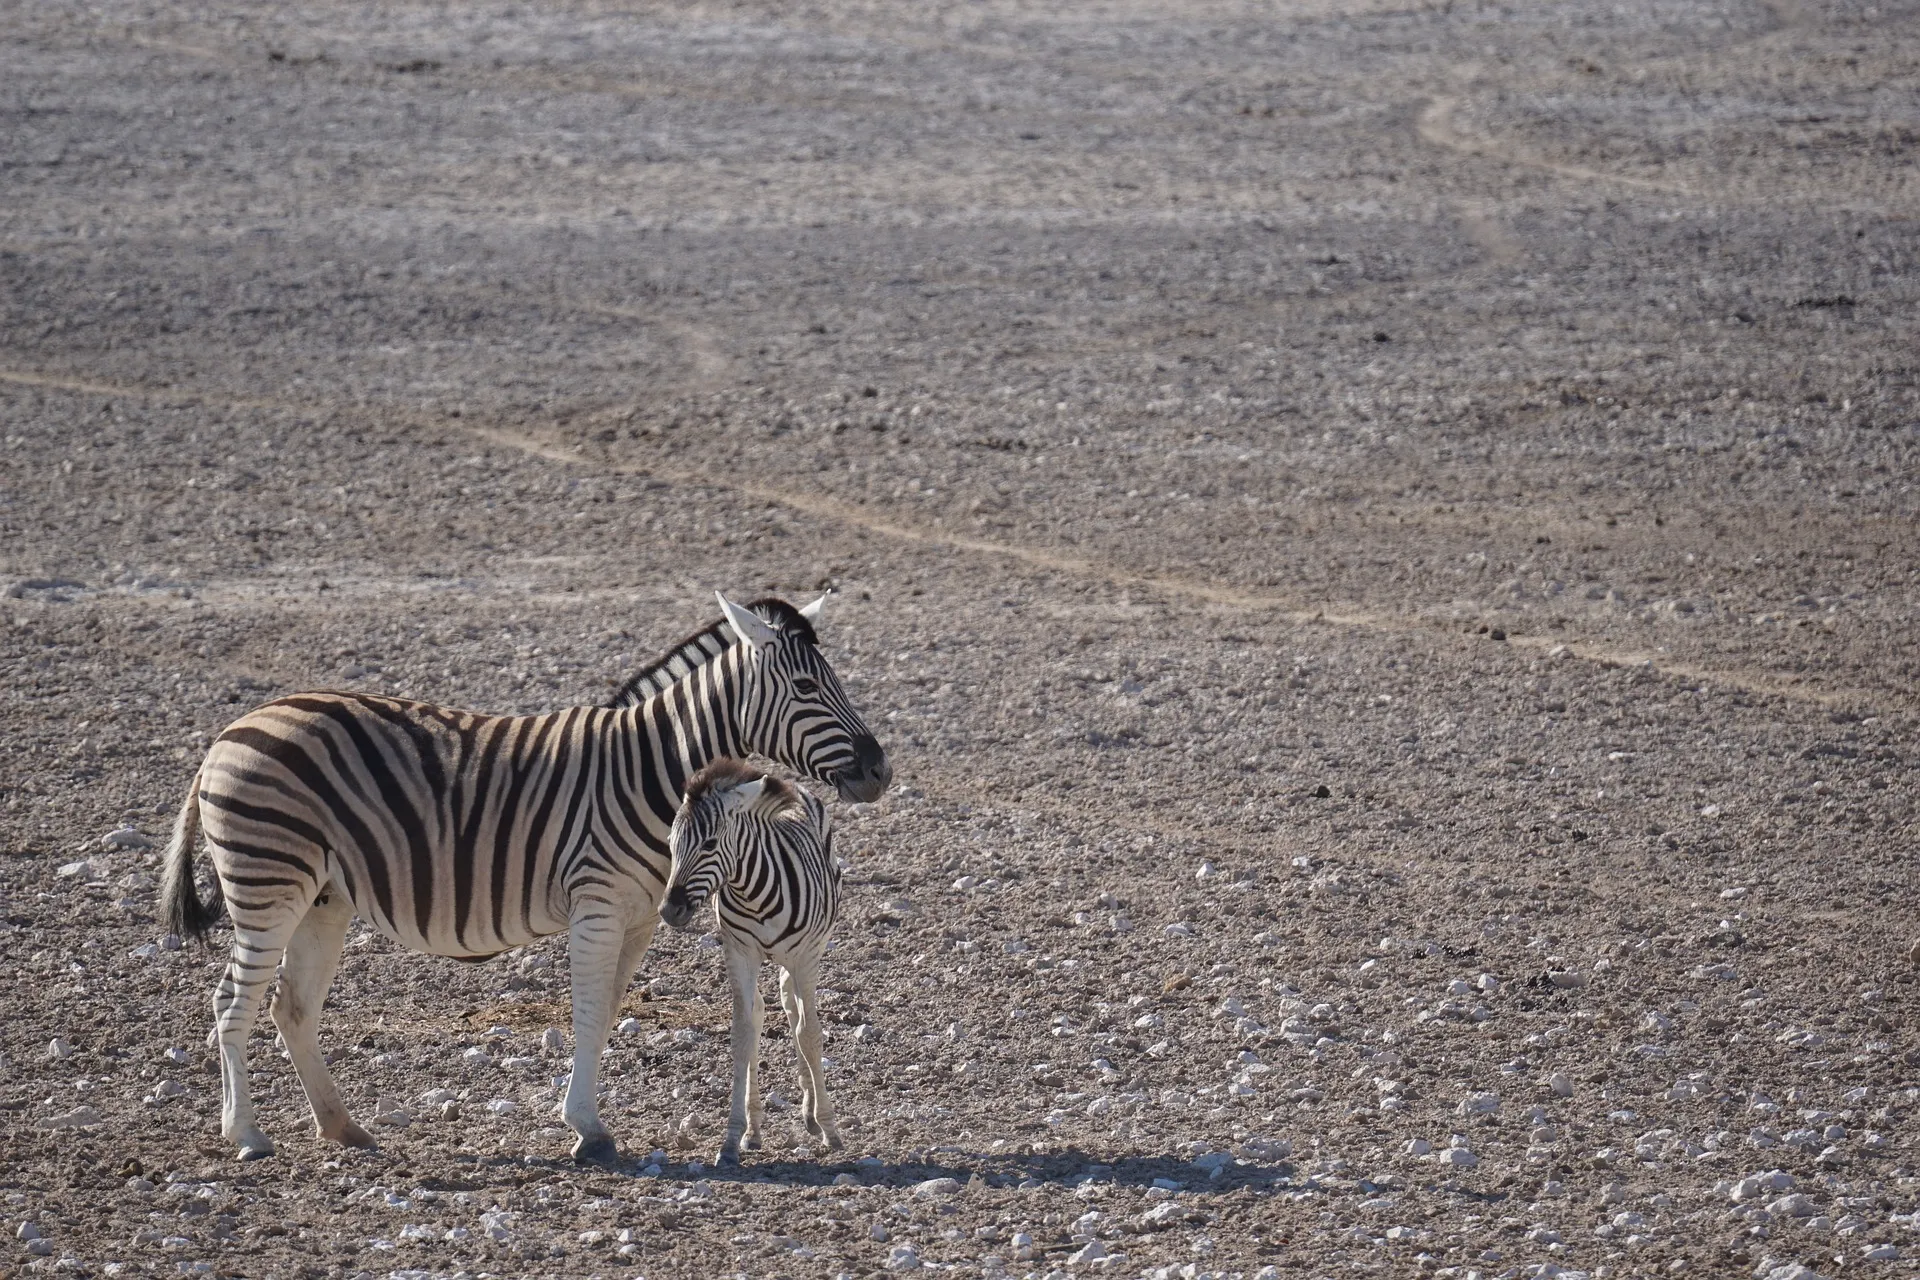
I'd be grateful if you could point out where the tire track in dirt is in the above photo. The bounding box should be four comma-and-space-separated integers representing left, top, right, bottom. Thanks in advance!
1416, 96, 1699, 197
3, 365, 1904, 717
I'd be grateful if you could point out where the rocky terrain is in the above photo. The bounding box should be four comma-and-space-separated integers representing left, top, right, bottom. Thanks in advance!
2, 0, 1918, 1278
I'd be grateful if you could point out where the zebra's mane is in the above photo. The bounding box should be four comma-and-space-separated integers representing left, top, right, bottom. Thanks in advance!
605, 597, 817, 709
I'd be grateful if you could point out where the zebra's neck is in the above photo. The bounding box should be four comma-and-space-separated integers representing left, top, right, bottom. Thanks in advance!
610, 645, 750, 825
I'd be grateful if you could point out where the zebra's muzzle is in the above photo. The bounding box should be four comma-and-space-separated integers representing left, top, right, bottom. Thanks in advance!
835, 734, 892, 803
661, 887, 696, 930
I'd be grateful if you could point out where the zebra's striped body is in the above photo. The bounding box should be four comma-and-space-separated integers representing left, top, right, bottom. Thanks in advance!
661, 759, 843, 1163
161, 593, 887, 1163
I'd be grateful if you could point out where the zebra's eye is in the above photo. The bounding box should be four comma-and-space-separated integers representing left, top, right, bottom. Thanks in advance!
792, 676, 820, 697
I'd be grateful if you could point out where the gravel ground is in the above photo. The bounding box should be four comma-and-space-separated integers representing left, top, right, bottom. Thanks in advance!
3, 1, 1919, 1279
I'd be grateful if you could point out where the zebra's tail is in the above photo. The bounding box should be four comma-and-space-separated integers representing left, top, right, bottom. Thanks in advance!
161, 768, 224, 942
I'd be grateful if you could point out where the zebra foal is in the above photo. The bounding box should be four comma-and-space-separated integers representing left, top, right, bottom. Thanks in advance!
660, 759, 843, 1164
160, 593, 888, 1163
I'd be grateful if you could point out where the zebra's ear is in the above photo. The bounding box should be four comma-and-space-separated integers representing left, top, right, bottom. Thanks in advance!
716, 592, 779, 650
798, 591, 830, 623
732, 778, 766, 807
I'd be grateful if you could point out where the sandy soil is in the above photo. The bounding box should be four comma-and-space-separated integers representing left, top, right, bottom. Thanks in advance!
3, 1, 1919, 1278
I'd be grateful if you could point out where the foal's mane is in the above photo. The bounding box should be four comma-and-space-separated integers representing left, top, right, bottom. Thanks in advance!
605, 597, 817, 709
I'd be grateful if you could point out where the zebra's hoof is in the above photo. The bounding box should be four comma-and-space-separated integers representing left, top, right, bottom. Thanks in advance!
334, 1121, 379, 1150
823, 1132, 845, 1151
572, 1134, 619, 1166
237, 1143, 275, 1162
744, 1133, 763, 1151
716, 1147, 741, 1168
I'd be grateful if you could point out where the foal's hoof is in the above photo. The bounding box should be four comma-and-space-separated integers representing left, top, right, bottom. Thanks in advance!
572, 1134, 619, 1166
716, 1147, 741, 1168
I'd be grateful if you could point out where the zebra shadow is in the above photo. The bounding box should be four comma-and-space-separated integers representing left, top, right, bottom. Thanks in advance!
566, 1147, 1298, 1195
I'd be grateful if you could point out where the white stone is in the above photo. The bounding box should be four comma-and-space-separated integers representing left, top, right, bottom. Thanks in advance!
1459, 1091, 1500, 1115
47, 1038, 73, 1060
461, 1047, 492, 1068
616, 1017, 642, 1035
36, 1106, 103, 1129
913, 1178, 960, 1198
1547, 970, 1586, 989
870, 1221, 891, 1243
1437, 1147, 1478, 1167
485, 1099, 518, 1114
885, 1244, 922, 1271
541, 1028, 565, 1055
1068, 1239, 1107, 1264
1549, 1072, 1574, 1097
1861, 1244, 1900, 1261
56, 860, 98, 879
1405, 1138, 1432, 1156
103, 828, 154, 851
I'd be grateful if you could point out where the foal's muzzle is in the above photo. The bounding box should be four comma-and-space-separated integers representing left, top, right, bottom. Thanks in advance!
660, 887, 696, 931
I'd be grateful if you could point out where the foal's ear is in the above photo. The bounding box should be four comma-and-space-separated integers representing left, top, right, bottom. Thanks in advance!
732, 778, 767, 807
716, 592, 780, 649
798, 591, 830, 623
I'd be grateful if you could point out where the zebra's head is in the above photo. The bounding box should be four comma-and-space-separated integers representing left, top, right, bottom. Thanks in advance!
715, 591, 890, 804
661, 759, 792, 930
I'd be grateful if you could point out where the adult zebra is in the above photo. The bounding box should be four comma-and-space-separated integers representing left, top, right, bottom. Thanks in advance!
161, 593, 888, 1163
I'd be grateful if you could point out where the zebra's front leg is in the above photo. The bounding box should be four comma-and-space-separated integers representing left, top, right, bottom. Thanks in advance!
783, 961, 842, 1151
718, 945, 759, 1167
744, 966, 766, 1152
214, 917, 301, 1160
562, 898, 628, 1165
270, 887, 375, 1149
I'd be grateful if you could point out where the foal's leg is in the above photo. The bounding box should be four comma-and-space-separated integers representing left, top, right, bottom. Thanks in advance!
717, 945, 760, 1166
784, 960, 841, 1150
270, 885, 373, 1147
561, 895, 628, 1164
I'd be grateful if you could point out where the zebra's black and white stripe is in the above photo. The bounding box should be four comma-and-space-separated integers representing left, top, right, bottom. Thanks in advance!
661, 758, 842, 1164
160, 592, 887, 1163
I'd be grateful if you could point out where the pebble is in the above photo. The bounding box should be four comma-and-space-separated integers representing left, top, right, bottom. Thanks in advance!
1405, 1138, 1432, 1156
541, 1028, 565, 1055
47, 1038, 73, 1060
461, 1047, 493, 1068
1549, 1072, 1574, 1098
1459, 1091, 1500, 1115
126, 1177, 155, 1192
485, 1099, 518, 1115
1437, 1147, 1478, 1167
56, 860, 98, 879
616, 1018, 642, 1035
913, 1178, 960, 1198
102, 828, 154, 851
870, 1221, 891, 1242
17, 1223, 44, 1241
1546, 970, 1586, 989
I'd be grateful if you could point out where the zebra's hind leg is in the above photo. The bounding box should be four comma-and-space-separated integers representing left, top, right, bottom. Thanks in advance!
717, 945, 760, 1167
561, 897, 629, 1165
213, 916, 302, 1160
271, 887, 374, 1149
783, 961, 841, 1151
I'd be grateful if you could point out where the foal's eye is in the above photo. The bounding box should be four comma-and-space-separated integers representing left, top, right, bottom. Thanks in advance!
792, 677, 820, 697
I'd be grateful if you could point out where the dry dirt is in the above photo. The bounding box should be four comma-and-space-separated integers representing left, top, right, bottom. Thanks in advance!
3, 1, 1919, 1278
